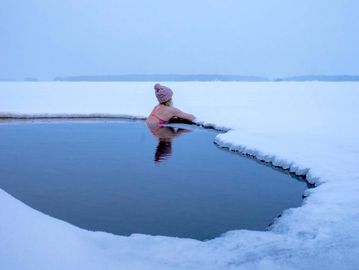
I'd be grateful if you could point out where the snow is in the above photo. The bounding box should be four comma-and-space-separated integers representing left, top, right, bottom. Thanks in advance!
0, 81, 359, 269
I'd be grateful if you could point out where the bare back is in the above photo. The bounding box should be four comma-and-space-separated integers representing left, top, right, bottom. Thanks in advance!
146, 104, 196, 127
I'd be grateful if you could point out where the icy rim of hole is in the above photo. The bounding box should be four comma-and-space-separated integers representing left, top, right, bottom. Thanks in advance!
0, 113, 316, 237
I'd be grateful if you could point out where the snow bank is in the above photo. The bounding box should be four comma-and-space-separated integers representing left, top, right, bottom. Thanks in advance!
1, 81, 359, 269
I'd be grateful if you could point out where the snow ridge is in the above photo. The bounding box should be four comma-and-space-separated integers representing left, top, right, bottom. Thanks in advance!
214, 133, 316, 185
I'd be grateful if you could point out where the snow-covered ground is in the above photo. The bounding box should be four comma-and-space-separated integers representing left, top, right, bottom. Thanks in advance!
0, 81, 358, 270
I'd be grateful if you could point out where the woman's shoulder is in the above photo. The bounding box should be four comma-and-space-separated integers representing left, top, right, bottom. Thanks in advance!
157, 105, 179, 118
165, 106, 180, 113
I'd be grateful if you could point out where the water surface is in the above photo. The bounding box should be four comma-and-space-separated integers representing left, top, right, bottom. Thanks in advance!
0, 120, 308, 240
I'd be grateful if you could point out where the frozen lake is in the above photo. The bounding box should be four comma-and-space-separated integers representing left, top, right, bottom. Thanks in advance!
0, 119, 308, 240
1, 82, 358, 269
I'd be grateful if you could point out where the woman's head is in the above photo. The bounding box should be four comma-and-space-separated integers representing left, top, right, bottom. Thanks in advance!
154, 83, 173, 104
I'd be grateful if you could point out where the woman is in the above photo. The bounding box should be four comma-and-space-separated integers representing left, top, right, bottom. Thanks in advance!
146, 83, 196, 128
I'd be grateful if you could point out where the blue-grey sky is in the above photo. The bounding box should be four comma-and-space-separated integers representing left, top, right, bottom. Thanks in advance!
1, 0, 358, 80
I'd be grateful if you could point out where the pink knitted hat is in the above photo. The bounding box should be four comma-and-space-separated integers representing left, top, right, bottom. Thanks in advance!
154, 83, 173, 103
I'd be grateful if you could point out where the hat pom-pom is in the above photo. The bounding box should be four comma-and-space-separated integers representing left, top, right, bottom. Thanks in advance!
154, 83, 161, 90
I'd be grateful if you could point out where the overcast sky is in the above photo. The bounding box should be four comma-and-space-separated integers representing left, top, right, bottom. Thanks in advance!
1, 0, 358, 80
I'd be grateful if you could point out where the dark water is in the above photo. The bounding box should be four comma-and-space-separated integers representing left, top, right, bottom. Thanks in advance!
0, 120, 309, 240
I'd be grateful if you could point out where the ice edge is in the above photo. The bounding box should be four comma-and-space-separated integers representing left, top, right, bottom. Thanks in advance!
0, 112, 317, 237
0, 113, 147, 120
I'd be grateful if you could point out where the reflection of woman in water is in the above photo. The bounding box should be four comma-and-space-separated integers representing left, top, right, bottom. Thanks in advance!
146, 83, 195, 162
152, 126, 191, 162
146, 83, 196, 128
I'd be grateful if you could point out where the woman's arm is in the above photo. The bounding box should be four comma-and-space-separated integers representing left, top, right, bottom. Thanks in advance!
170, 107, 196, 122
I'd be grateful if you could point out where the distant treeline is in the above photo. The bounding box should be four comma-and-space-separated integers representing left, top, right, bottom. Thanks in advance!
274, 75, 359, 81
53, 74, 359, 82
2, 74, 359, 82
54, 74, 269, 82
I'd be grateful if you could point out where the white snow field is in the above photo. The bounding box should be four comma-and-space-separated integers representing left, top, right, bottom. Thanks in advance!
0, 81, 358, 270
